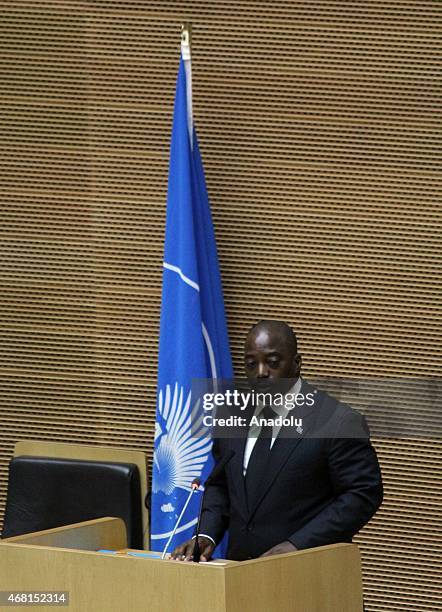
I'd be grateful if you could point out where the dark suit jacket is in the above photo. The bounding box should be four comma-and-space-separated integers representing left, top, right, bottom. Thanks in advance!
199, 379, 383, 560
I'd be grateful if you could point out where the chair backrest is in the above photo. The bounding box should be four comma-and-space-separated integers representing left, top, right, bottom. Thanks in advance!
2, 455, 143, 549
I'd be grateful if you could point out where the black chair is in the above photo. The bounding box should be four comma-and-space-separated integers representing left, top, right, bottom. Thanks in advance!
2, 455, 143, 549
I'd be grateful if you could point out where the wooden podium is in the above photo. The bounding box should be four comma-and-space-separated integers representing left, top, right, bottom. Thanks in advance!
0, 518, 363, 611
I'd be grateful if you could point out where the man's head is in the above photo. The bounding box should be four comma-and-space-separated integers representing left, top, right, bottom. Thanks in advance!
244, 320, 302, 393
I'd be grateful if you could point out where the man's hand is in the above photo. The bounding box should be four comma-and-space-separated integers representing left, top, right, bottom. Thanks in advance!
170, 536, 215, 562
260, 540, 297, 557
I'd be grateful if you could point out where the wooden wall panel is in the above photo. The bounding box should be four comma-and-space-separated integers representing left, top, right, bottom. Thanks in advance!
0, 2, 440, 610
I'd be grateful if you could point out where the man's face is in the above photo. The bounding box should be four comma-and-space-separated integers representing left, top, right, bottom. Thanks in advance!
244, 327, 301, 394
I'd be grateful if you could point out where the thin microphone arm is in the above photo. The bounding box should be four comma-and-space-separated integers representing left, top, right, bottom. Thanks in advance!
193, 449, 235, 563
161, 478, 200, 559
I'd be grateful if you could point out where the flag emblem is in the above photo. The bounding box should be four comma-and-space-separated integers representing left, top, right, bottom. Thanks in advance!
153, 382, 212, 498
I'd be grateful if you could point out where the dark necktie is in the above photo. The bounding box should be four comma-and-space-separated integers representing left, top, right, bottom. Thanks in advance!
245, 405, 276, 509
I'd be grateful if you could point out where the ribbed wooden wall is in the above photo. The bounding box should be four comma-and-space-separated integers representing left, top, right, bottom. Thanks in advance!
0, 2, 440, 610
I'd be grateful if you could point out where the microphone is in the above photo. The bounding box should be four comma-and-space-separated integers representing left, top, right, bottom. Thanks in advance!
161, 477, 201, 559
193, 449, 235, 563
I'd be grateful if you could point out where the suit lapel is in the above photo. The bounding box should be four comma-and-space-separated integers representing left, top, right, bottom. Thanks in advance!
247, 436, 303, 519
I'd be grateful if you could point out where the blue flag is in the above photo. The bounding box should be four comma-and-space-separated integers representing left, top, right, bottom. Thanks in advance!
150, 53, 233, 556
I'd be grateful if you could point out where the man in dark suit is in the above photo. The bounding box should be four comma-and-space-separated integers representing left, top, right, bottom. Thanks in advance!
171, 320, 383, 561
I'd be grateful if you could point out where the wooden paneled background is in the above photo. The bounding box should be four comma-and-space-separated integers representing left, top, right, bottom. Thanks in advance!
0, 2, 440, 610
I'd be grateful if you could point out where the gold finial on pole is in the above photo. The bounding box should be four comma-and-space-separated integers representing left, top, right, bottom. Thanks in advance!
181, 22, 192, 60
180, 22, 193, 148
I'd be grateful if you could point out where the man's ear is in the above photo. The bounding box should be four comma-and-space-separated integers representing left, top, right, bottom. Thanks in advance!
293, 353, 302, 377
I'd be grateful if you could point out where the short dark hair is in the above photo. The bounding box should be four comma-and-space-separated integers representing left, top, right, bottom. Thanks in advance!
247, 320, 298, 354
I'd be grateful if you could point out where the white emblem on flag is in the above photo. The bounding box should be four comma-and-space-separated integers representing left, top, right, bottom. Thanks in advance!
152, 382, 212, 496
